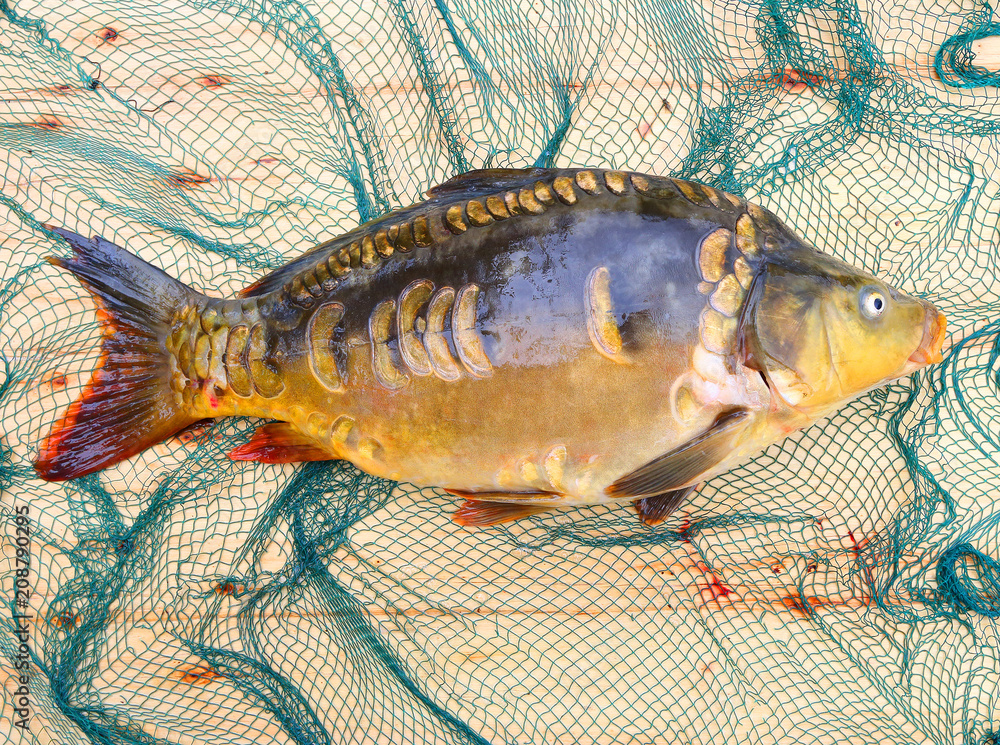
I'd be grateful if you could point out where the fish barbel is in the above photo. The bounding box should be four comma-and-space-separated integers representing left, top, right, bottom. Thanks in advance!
34, 168, 947, 526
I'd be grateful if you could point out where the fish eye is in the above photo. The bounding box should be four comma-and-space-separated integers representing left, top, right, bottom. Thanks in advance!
860, 286, 887, 319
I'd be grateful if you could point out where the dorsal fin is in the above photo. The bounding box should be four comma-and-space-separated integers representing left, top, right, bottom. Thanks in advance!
240, 169, 555, 299
239, 236, 347, 298
427, 168, 552, 198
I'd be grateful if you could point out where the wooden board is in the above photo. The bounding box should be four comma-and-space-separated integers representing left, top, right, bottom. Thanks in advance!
1, 4, 999, 745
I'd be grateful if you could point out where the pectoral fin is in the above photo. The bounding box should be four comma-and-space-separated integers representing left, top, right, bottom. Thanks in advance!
607, 408, 749, 499
228, 422, 334, 463
447, 489, 559, 526
633, 485, 698, 526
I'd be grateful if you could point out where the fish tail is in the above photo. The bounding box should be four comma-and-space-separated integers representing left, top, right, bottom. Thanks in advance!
34, 228, 202, 481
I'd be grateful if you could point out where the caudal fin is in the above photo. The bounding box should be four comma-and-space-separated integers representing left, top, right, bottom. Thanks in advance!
34, 229, 201, 481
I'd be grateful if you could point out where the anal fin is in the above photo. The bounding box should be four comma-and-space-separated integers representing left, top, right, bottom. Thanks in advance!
228, 422, 334, 464
633, 485, 698, 526
453, 500, 555, 527
447, 489, 559, 527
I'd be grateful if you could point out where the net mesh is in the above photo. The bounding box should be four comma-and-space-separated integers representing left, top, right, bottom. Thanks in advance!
1, 0, 999, 743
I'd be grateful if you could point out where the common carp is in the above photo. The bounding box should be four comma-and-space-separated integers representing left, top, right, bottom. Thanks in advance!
34, 168, 947, 526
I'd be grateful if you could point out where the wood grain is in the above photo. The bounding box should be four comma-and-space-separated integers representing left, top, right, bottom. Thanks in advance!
972, 35, 1000, 67
1, 3, 998, 745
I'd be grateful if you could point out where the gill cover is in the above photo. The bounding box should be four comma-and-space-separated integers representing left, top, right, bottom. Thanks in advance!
740, 242, 937, 414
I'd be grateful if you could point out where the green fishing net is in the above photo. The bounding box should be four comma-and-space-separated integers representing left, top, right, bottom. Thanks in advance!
2, 0, 999, 742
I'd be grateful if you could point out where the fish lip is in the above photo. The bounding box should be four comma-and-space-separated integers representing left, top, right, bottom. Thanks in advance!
906, 307, 947, 368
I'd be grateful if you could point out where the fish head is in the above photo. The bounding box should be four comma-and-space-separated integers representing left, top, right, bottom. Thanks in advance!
742, 243, 946, 416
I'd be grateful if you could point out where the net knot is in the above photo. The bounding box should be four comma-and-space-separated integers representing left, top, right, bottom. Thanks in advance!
936, 542, 1000, 617
934, 21, 1000, 88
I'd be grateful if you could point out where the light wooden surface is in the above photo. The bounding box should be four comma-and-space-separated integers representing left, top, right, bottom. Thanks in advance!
2, 3, 1000, 745
972, 35, 1000, 67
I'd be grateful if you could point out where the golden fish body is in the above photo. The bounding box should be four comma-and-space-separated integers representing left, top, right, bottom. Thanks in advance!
35, 168, 946, 525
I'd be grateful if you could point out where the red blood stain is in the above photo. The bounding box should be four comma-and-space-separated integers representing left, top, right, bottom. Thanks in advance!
773, 67, 824, 93
781, 593, 838, 618
214, 581, 240, 596
781, 594, 812, 617
697, 561, 733, 605
845, 529, 865, 554
677, 519, 694, 543
53, 84, 72, 95
50, 373, 66, 388
168, 170, 212, 189
97, 26, 120, 44
50, 612, 80, 630
707, 575, 732, 600
198, 75, 231, 89
844, 529, 879, 592
175, 666, 224, 685
34, 116, 63, 130
256, 157, 278, 165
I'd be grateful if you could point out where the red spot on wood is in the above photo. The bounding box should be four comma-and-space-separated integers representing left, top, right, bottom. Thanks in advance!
53, 85, 72, 95
168, 169, 211, 189
697, 561, 733, 605
678, 519, 693, 543
771, 563, 782, 574
175, 666, 224, 686
50, 612, 80, 629
773, 67, 824, 93
50, 373, 66, 388
214, 581, 241, 596
198, 75, 231, 89
781, 593, 835, 618
97, 26, 120, 44
34, 116, 63, 130
845, 529, 869, 554
256, 157, 278, 165
707, 575, 732, 599
781, 594, 811, 617
806, 563, 818, 573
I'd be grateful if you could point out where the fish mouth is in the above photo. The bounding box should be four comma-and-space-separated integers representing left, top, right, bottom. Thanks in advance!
906, 306, 947, 368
